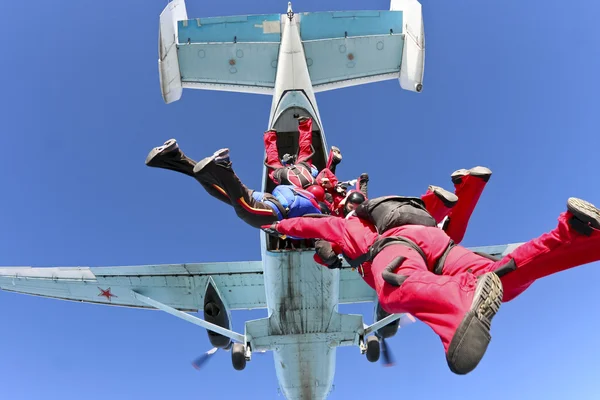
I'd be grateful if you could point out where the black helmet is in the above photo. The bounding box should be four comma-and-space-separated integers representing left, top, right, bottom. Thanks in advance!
346, 191, 366, 205
281, 153, 296, 165
344, 191, 366, 216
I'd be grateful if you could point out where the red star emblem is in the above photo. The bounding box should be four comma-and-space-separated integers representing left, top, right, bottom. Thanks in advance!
98, 287, 117, 301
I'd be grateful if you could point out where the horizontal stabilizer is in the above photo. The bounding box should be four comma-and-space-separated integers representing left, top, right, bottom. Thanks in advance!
300, 1, 425, 93
159, 0, 283, 101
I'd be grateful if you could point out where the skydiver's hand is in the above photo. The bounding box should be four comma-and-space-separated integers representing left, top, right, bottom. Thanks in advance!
334, 184, 346, 195
261, 222, 286, 239
327, 258, 343, 269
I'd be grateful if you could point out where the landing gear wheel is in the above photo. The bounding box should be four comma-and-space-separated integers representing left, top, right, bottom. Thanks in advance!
365, 336, 380, 363
232, 343, 247, 371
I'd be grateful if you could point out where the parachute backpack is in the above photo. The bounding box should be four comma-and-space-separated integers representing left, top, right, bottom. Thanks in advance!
354, 195, 437, 233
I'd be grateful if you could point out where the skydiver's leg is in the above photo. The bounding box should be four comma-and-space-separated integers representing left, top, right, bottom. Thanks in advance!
192, 150, 280, 228
264, 130, 283, 167
370, 243, 503, 375
325, 146, 343, 174
145, 139, 229, 204
357, 173, 369, 198
297, 117, 314, 164
421, 186, 459, 223
442, 198, 600, 302
263, 130, 284, 185
443, 166, 492, 244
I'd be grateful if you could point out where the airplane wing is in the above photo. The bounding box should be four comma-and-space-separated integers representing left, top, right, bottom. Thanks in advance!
0, 261, 265, 312
338, 242, 524, 304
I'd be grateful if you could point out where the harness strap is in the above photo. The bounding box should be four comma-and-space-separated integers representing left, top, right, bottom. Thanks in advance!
296, 145, 316, 164
433, 240, 456, 275
263, 194, 288, 219
342, 236, 427, 268
343, 235, 455, 276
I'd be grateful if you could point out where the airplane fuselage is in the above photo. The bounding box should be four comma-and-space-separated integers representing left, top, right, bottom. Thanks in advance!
258, 11, 339, 399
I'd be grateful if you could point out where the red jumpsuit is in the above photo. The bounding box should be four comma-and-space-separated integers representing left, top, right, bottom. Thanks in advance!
315, 168, 365, 217
274, 209, 600, 355
421, 170, 489, 243
264, 117, 314, 187
312, 172, 489, 267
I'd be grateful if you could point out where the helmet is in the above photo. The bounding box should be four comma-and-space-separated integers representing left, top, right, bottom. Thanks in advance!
281, 153, 296, 166
305, 184, 325, 202
346, 191, 366, 206
343, 191, 366, 215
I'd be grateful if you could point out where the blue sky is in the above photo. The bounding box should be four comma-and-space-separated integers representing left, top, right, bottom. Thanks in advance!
1, 0, 599, 398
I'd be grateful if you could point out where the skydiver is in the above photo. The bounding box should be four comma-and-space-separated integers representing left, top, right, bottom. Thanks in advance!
311, 166, 491, 268
264, 116, 343, 188
262, 195, 600, 375
315, 168, 370, 216
145, 139, 329, 229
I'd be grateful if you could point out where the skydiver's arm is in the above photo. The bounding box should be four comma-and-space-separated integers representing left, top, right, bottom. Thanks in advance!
297, 118, 313, 162
276, 216, 345, 247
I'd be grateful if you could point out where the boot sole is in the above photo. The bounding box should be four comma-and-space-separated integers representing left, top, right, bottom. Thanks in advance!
451, 166, 492, 184
193, 148, 229, 175
471, 272, 503, 330
145, 139, 178, 166
567, 198, 600, 229
331, 146, 342, 162
429, 185, 458, 207
446, 272, 503, 375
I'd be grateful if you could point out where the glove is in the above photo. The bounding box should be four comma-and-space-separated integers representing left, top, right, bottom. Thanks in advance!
334, 184, 347, 195
261, 222, 286, 239
327, 257, 343, 269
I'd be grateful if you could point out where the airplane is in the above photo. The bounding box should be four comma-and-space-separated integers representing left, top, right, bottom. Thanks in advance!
0, 1, 524, 399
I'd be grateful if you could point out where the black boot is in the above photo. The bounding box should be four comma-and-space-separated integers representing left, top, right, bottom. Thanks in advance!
446, 272, 503, 375
145, 139, 197, 177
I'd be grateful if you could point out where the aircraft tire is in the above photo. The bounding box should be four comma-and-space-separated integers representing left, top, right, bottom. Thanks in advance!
232, 343, 247, 371
366, 336, 380, 363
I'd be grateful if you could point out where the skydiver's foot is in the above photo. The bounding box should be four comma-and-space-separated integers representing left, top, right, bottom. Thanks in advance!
296, 115, 310, 123
193, 148, 230, 175
567, 198, 600, 230
446, 272, 503, 375
451, 166, 492, 185
145, 139, 196, 176
264, 129, 277, 136
428, 185, 458, 208
331, 146, 342, 165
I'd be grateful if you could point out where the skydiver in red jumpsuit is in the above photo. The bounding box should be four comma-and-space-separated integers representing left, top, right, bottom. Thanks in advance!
262, 196, 600, 375
312, 166, 491, 268
264, 116, 343, 188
